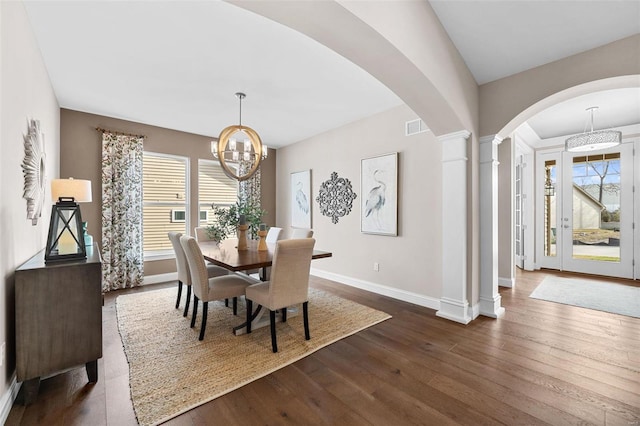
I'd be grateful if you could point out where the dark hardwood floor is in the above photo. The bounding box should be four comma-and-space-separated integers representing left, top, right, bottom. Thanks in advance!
6, 269, 640, 425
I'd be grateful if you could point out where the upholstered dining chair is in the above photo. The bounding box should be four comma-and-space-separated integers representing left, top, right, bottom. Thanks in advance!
168, 232, 229, 318
194, 226, 233, 307
265, 227, 283, 243
245, 238, 316, 353
180, 235, 254, 340
246, 226, 283, 281
194, 226, 212, 243
290, 228, 314, 239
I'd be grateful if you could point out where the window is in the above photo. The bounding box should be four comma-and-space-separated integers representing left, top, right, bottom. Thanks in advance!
198, 159, 238, 225
171, 209, 208, 223
143, 152, 189, 255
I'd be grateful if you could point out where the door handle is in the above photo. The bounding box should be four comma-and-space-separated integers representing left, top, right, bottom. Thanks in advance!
563, 224, 570, 228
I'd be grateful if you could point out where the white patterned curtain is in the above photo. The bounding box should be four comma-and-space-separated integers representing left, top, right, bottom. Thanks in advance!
239, 166, 261, 208
101, 131, 144, 292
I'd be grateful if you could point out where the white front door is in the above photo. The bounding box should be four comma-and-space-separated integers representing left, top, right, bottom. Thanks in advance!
560, 143, 634, 278
537, 152, 562, 271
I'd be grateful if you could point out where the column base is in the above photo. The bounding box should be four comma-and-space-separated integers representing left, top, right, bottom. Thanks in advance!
479, 294, 505, 319
436, 297, 472, 324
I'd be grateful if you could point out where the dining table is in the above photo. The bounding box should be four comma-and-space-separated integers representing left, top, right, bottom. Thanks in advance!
198, 238, 332, 335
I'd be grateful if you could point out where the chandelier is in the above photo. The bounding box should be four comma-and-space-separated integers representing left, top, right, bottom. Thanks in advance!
565, 106, 621, 152
211, 92, 267, 181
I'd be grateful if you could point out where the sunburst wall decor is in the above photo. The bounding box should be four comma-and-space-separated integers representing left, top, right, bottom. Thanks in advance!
22, 119, 46, 225
315, 171, 357, 224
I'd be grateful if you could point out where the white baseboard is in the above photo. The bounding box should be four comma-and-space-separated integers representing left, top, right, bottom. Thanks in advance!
470, 303, 480, 320
143, 272, 178, 286
499, 276, 515, 288
310, 268, 440, 311
0, 373, 21, 425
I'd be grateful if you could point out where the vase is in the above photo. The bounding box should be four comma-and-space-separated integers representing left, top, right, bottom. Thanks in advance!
257, 230, 268, 251
237, 224, 249, 250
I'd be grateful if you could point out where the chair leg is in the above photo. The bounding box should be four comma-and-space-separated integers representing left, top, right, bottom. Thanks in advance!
233, 297, 238, 315
199, 302, 208, 341
183, 286, 191, 317
270, 310, 278, 353
191, 296, 199, 328
225, 298, 229, 307
281, 307, 287, 322
175, 280, 183, 309
246, 299, 253, 334
303, 301, 310, 341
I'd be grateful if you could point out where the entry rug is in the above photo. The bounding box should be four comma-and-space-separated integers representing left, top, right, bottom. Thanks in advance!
530, 276, 640, 318
116, 287, 391, 426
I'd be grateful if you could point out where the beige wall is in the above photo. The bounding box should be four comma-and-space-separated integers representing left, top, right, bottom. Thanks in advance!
498, 138, 514, 283
60, 109, 276, 277
277, 104, 442, 300
480, 34, 640, 137
0, 1, 60, 404
234, 0, 481, 305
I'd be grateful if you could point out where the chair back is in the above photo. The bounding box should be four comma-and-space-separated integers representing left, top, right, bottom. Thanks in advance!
290, 228, 313, 239
265, 227, 283, 243
168, 232, 191, 285
179, 235, 209, 299
194, 226, 214, 242
268, 238, 316, 308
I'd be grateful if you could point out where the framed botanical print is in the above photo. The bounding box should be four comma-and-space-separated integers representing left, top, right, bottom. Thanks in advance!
361, 152, 398, 236
291, 169, 311, 228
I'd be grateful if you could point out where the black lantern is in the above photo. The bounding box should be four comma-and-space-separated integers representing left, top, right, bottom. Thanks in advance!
544, 178, 555, 197
45, 178, 92, 263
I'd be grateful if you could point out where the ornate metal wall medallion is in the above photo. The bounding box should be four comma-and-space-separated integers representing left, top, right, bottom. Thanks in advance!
22, 119, 46, 225
315, 172, 357, 224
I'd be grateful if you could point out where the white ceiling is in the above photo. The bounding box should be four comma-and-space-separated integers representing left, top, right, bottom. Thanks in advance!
429, 0, 640, 85
22, 1, 402, 148
23, 1, 640, 147
527, 88, 640, 140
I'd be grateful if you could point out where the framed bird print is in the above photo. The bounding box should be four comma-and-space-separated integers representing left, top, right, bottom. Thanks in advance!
361, 152, 398, 236
291, 169, 312, 228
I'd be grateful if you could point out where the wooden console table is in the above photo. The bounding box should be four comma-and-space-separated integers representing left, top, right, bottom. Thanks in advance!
15, 246, 102, 404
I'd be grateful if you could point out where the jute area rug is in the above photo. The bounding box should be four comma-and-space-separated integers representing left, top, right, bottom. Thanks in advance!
530, 276, 640, 318
116, 287, 391, 426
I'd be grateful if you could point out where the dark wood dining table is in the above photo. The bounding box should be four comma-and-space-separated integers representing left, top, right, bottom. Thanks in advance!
199, 238, 332, 273
198, 238, 332, 335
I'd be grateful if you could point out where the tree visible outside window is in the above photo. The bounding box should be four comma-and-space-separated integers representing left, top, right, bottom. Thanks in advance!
143, 152, 189, 254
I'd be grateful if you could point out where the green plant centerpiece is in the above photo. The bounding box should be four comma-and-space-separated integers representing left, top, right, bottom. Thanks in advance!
206, 198, 267, 242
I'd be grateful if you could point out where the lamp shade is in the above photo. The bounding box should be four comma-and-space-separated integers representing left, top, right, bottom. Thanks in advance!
51, 178, 92, 203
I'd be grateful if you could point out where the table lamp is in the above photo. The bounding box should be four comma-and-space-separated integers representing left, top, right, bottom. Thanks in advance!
45, 178, 92, 263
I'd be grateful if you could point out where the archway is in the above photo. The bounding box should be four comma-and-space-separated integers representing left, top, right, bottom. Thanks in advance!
489, 76, 640, 307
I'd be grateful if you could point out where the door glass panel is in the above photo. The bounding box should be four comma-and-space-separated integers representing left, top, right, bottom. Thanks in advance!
571, 153, 620, 262
544, 160, 557, 257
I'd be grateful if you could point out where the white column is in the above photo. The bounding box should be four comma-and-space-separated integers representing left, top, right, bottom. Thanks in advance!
479, 135, 506, 318
437, 130, 472, 324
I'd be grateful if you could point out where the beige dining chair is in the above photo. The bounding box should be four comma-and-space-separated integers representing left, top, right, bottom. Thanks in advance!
180, 235, 254, 340
265, 226, 283, 243
245, 226, 283, 281
194, 226, 236, 306
194, 226, 213, 243
245, 238, 316, 353
168, 232, 229, 318
290, 228, 314, 239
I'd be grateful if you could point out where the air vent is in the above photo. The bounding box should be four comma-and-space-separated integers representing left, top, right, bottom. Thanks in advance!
405, 118, 428, 136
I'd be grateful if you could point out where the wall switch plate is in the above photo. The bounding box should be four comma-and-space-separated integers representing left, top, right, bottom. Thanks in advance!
0, 341, 5, 367
373, 262, 379, 272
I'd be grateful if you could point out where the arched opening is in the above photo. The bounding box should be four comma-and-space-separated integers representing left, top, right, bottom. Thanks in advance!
495, 76, 639, 296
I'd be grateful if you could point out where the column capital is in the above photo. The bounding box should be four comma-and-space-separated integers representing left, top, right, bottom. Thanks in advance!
440, 130, 470, 163
479, 134, 503, 145
479, 138, 500, 165
437, 130, 471, 144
